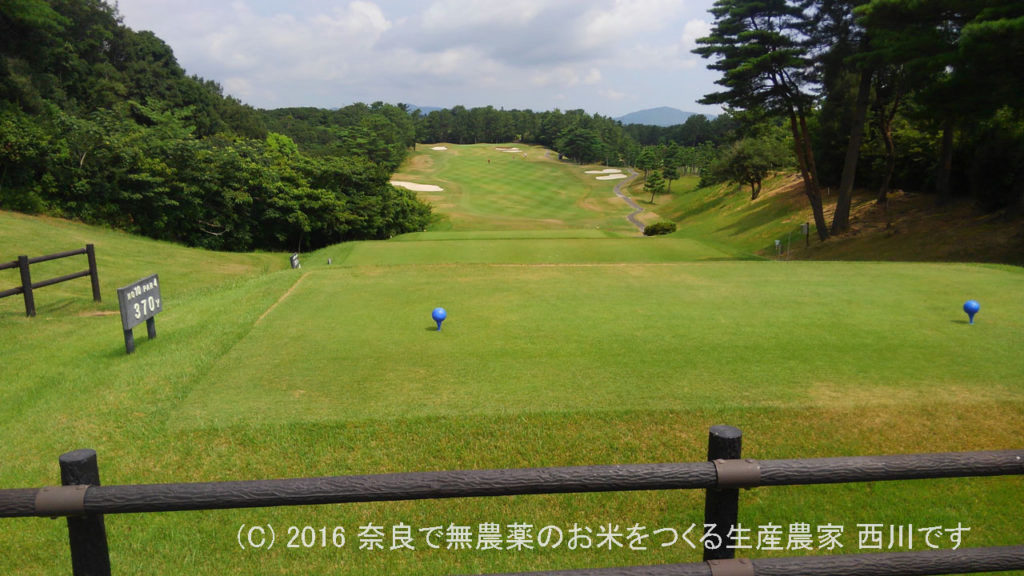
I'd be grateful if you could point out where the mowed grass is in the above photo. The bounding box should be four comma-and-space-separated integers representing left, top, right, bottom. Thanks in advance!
179, 261, 1024, 426
393, 144, 640, 233
1, 146, 1023, 576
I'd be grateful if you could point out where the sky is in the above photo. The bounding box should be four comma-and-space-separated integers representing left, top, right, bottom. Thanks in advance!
112, 0, 724, 118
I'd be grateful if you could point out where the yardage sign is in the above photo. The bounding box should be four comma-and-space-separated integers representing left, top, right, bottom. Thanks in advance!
117, 274, 162, 330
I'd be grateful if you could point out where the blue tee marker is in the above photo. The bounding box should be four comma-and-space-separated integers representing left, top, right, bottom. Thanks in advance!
963, 300, 980, 324
432, 307, 447, 331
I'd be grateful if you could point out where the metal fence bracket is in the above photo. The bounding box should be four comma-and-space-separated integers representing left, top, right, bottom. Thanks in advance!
35, 485, 88, 518
713, 459, 761, 489
707, 557, 755, 576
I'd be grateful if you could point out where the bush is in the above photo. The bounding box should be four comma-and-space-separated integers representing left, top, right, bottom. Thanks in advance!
643, 221, 677, 236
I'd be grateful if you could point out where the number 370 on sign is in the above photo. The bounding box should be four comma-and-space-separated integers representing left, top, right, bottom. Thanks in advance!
116, 274, 163, 331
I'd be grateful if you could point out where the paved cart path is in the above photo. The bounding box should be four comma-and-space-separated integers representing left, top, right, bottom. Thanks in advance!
613, 169, 644, 231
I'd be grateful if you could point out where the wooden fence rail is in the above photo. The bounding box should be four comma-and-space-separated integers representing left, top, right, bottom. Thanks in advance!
0, 426, 1021, 575
0, 244, 101, 316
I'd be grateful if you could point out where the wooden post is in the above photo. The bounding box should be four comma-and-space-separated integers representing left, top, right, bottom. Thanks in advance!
86, 244, 101, 303
59, 450, 111, 576
18, 255, 35, 317
123, 329, 135, 355
146, 316, 156, 340
703, 425, 742, 561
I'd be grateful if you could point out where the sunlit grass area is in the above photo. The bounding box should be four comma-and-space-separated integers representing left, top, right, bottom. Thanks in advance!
1, 146, 1021, 576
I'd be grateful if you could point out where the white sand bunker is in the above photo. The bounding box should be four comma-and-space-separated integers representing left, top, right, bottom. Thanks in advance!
585, 168, 623, 174
390, 180, 444, 192
496, 147, 522, 153
431, 146, 448, 151
596, 174, 629, 180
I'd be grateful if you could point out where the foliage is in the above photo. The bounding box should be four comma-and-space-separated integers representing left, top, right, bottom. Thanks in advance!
414, 106, 637, 167
709, 136, 792, 200
689, 0, 1024, 238
642, 221, 677, 236
644, 169, 666, 203
0, 0, 430, 251
696, 0, 830, 240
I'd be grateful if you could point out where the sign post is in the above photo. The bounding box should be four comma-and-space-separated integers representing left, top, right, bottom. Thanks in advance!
116, 274, 162, 354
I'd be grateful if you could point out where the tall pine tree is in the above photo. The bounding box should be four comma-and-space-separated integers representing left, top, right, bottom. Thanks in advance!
695, 0, 830, 240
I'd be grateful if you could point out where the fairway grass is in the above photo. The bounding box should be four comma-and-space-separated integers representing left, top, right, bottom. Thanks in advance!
394, 144, 641, 234
1, 149, 1022, 576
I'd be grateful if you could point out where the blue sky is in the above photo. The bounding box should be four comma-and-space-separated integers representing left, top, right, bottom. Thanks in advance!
113, 0, 723, 117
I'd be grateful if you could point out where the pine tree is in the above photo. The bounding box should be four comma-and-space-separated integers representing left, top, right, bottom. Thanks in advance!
695, 0, 830, 240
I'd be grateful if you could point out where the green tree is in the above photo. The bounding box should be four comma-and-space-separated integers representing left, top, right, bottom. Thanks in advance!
644, 169, 666, 203
857, 0, 1024, 206
556, 125, 604, 164
696, 0, 830, 240
711, 137, 790, 200
801, 0, 873, 234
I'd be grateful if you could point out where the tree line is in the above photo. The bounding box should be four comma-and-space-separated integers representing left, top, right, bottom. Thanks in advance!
695, 0, 1024, 240
3, 0, 1021, 251
1, 0, 430, 252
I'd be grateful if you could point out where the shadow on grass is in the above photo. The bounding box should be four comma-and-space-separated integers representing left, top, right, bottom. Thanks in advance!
715, 199, 796, 238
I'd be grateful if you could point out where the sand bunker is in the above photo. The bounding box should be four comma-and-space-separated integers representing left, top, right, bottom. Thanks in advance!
585, 168, 623, 174
596, 174, 629, 180
390, 181, 444, 192
431, 146, 448, 151
495, 147, 522, 153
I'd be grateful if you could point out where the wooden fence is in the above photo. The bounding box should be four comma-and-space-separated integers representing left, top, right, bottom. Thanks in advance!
1, 426, 1021, 575
0, 244, 101, 316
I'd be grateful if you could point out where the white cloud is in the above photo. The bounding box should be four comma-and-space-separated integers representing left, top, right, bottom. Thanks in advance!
682, 18, 712, 50
580, 0, 686, 49
113, 0, 724, 116
420, 0, 545, 30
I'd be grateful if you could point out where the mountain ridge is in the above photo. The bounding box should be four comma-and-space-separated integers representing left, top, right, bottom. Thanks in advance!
614, 106, 704, 127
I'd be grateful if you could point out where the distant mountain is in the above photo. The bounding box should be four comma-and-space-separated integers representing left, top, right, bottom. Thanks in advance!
615, 107, 702, 127
406, 104, 443, 115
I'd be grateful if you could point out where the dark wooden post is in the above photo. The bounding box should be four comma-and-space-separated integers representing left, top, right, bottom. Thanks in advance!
85, 244, 101, 303
123, 329, 135, 354
59, 449, 111, 576
146, 316, 156, 340
18, 255, 35, 317
703, 425, 742, 561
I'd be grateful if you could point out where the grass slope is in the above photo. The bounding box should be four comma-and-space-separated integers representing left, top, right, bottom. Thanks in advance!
0, 146, 1022, 576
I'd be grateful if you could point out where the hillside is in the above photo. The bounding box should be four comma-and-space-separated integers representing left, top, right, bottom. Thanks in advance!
633, 172, 1024, 266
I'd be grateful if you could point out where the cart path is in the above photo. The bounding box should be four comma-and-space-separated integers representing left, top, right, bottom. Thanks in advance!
613, 169, 645, 232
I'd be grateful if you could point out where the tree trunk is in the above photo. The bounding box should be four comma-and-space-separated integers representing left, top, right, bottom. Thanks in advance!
750, 180, 761, 200
877, 119, 897, 205
831, 69, 873, 235
875, 70, 903, 205
789, 110, 829, 241
934, 117, 955, 206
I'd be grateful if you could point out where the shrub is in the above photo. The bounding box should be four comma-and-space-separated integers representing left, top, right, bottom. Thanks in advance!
643, 221, 677, 236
